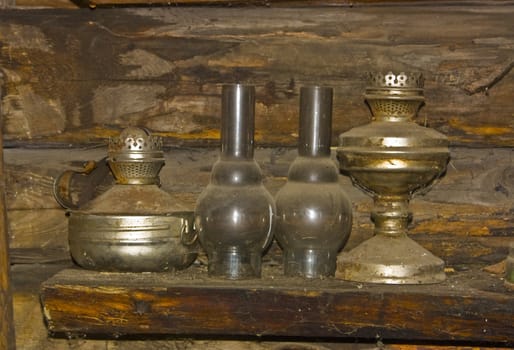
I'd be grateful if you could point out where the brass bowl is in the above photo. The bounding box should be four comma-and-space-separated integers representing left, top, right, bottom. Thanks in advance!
339, 122, 448, 197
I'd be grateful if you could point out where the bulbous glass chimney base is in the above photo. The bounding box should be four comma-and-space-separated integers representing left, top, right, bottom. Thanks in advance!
284, 248, 337, 279
208, 247, 262, 279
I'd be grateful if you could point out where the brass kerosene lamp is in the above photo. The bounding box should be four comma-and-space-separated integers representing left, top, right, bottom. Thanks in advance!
61, 127, 198, 272
336, 71, 449, 284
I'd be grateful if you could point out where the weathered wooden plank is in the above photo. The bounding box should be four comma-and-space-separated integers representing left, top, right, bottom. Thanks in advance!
40, 266, 514, 343
12, 0, 510, 9
13, 268, 401, 350
0, 88, 16, 350
10, 263, 511, 349
86, 0, 494, 6
0, 0, 15, 8
7, 210, 68, 249
13, 0, 78, 8
11, 261, 514, 350
0, 5, 513, 147
88, 0, 353, 6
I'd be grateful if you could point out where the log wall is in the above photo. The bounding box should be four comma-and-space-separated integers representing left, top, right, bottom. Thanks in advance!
0, 89, 16, 350
0, 4, 513, 148
0, 2, 513, 348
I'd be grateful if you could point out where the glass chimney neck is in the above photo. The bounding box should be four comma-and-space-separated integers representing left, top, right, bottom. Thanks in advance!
299, 86, 333, 157
221, 84, 255, 160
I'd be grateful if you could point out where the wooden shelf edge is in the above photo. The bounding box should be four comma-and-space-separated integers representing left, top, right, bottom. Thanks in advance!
40, 267, 514, 344
9, 0, 514, 8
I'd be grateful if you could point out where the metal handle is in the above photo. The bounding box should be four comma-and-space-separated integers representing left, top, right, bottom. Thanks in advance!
180, 217, 198, 247
53, 157, 112, 210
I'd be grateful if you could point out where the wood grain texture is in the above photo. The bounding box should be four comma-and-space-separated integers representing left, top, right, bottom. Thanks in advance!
0, 5, 513, 147
40, 266, 514, 343
11, 267, 397, 350
13, 0, 510, 8
0, 0, 14, 8
0, 88, 16, 350
10, 263, 514, 349
86, 0, 480, 6
13, 0, 78, 8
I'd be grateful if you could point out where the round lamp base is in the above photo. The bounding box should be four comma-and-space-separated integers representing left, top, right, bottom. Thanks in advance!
336, 234, 446, 284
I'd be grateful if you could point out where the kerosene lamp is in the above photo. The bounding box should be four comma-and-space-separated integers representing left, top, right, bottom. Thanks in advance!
336, 72, 449, 284
62, 127, 198, 272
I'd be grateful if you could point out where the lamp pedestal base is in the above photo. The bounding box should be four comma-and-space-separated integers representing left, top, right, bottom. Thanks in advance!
336, 234, 446, 284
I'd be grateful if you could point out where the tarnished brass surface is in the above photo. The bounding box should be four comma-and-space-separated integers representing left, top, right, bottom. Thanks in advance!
108, 127, 164, 185
336, 72, 449, 284
62, 127, 198, 272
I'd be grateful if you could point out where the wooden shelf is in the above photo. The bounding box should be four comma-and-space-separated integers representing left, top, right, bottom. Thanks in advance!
40, 265, 514, 344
